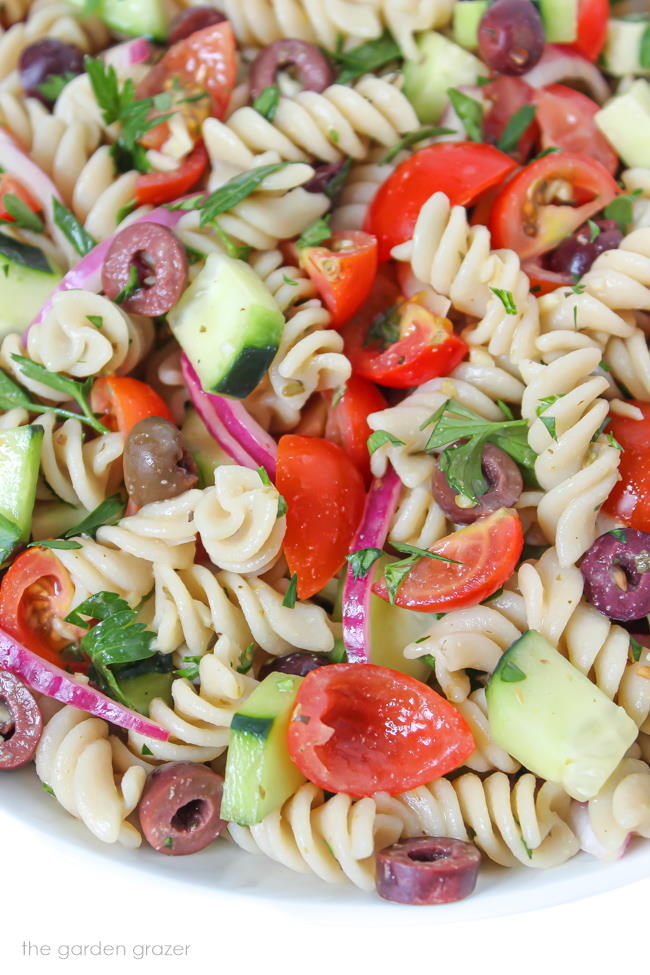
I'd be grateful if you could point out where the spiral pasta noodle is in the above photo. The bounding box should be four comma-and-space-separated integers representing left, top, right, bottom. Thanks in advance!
96, 490, 202, 568
455, 689, 521, 774
571, 758, 650, 859
35, 703, 146, 847
392, 192, 540, 364
388, 483, 449, 551
55, 536, 155, 608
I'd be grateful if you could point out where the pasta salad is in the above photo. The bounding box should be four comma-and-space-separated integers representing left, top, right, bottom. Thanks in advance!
1, 0, 650, 908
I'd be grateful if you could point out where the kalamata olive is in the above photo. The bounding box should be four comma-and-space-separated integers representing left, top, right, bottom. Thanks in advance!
19, 39, 85, 106
431, 443, 523, 524
124, 416, 197, 507
581, 529, 650, 621
376, 836, 481, 905
303, 161, 346, 195
478, 0, 545, 76
250, 39, 335, 100
547, 220, 623, 279
139, 762, 226, 855
0, 671, 43, 770
102, 222, 188, 316
167, 6, 225, 45
258, 652, 329, 682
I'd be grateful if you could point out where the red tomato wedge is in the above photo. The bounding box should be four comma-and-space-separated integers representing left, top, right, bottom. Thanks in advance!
534, 85, 618, 174
561, 0, 608, 61
604, 402, 650, 532
287, 663, 475, 796
0, 548, 85, 670
134, 142, 209, 206
343, 280, 467, 388
0, 173, 41, 222
365, 142, 518, 261
483, 77, 538, 162
324, 375, 387, 486
91, 376, 174, 436
490, 151, 619, 262
523, 261, 573, 296
300, 231, 377, 329
277, 435, 366, 600
373, 508, 524, 612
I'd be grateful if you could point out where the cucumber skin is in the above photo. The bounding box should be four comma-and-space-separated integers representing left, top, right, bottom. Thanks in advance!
210, 344, 279, 399
453, 1, 489, 50
0, 425, 43, 539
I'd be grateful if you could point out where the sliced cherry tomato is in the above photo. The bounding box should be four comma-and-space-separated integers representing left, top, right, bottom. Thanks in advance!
0, 548, 85, 670
287, 663, 475, 796
373, 508, 523, 612
534, 85, 618, 175
300, 231, 377, 329
138, 21, 236, 120
324, 375, 387, 486
489, 151, 619, 262
561, 0, 608, 61
482, 77, 538, 162
0, 174, 41, 222
277, 435, 366, 599
91, 376, 174, 436
366, 143, 518, 261
134, 142, 209, 207
604, 403, 650, 531
342, 283, 467, 388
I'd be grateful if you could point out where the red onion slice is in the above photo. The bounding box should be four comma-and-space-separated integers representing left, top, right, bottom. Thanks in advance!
0, 627, 169, 740
522, 45, 610, 104
342, 467, 402, 664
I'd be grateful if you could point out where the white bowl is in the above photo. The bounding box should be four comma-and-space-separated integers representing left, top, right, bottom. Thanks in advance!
4, 765, 649, 923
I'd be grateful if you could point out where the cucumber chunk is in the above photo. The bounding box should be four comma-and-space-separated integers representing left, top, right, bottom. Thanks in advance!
0, 425, 43, 561
595, 80, 650, 168
403, 32, 485, 124
169, 252, 284, 400
221, 673, 306, 825
181, 407, 234, 487
66, 0, 168, 40
368, 557, 434, 680
537, 0, 578, 43
601, 19, 650, 78
452, 1, 489, 50
486, 630, 637, 801
31, 501, 89, 542
0, 235, 62, 337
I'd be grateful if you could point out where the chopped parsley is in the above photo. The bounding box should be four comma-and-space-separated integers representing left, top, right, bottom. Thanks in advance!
282, 574, 298, 609
367, 430, 405, 455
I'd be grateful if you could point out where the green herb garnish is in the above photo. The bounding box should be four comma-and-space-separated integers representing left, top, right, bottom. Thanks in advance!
36, 71, 77, 102
491, 287, 517, 315
332, 31, 402, 85
603, 189, 642, 234
282, 574, 298, 609
2, 194, 44, 233
252, 84, 280, 121
367, 430, 405, 455
496, 104, 536, 154
3, 356, 110, 434
380, 126, 455, 164
447, 88, 483, 142
236, 642, 256, 674
53, 199, 96, 257
296, 215, 331, 250
345, 546, 384, 581
114, 264, 139, 304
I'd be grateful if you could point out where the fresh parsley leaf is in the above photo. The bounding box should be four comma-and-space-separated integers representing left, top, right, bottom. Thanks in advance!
114, 264, 139, 304
236, 642, 256, 674
0, 369, 31, 411
164, 193, 206, 212
380, 126, 455, 164
571, 280, 586, 295
367, 430, 405, 455
27, 538, 82, 550
296, 215, 331, 250
345, 546, 384, 580
62, 494, 125, 539
383, 556, 419, 605
521, 835, 533, 860
276, 495, 288, 518
610, 528, 628, 543
539, 414, 557, 440
607, 431, 623, 451
423, 653, 436, 670
587, 219, 601, 243
53, 199, 96, 257
2, 194, 44, 233
500, 660, 526, 682
87, 315, 103, 329
164, 837, 173, 849
391, 541, 463, 566
282, 274, 297, 286
116, 199, 136, 225
532, 146, 562, 161
200, 162, 293, 227
365, 304, 401, 349
447, 88, 483, 142
282, 574, 298, 609
591, 418, 610, 443
9, 355, 110, 434
36, 71, 77, 102
630, 636, 643, 663
256, 465, 272, 487
599, 360, 611, 373
211, 221, 252, 261
0, 512, 22, 564
496, 104, 536, 154
497, 400, 514, 421
141, 744, 153, 756
490, 287, 517, 314
604, 189, 642, 234
536, 395, 561, 414
253, 84, 280, 121
329, 638, 347, 663
332, 31, 402, 85
65, 591, 131, 628
42, 782, 55, 796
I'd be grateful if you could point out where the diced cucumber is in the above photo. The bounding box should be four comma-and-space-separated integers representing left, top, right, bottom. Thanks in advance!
537, 0, 578, 43
403, 32, 485, 124
601, 19, 650, 77
118, 670, 174, 716
221, 673, 306, 826
66, 0, 168, 40
486, 630, 637, 801
595, 80, 650, 168
368, 557, 433, 680
453, 1, 488, 50
181, 407, 233, 487
168, 252, 284, 400
0, 235, 62, 336
31, 501, 88, 542
0, 426, 43, 560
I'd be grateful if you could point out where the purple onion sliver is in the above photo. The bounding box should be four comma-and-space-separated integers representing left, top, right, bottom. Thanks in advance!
342, 468, 402, 664
205, 389, 278, 480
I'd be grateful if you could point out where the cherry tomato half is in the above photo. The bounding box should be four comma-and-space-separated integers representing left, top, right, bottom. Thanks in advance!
342, 278, 468, 388
277, 435, 366, 600
0, 548, 84, 670
373, 508, 524, 612
561, 0, 608, 61
604, 402, 650, 531
534, 85, 618, 175
324, 375, 387, 486
490, 151, 619, 262
134, 142, 209, 207
482, 77, 538, 162
366, 142, 518, 261
287, 663, 475, 796
300, 231, 377, 329
91, 376, 174, 436
0, 173, 41, 223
